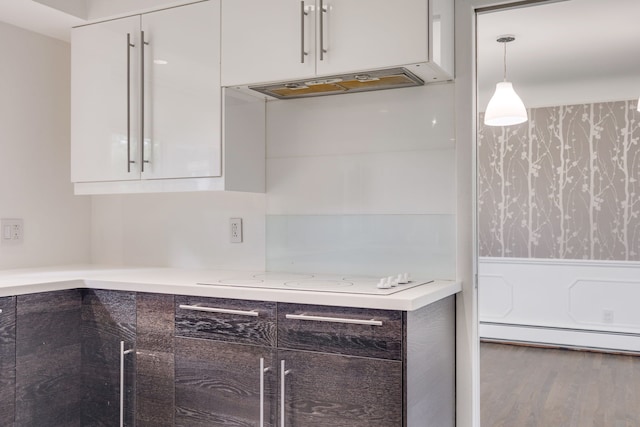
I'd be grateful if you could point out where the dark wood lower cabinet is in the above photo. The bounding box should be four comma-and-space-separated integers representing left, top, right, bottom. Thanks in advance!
175, 337, 277, 427
136, 293, 175, 427
279, 349, 403, 427
81, 289, 137, 427
0, 296, 16, 426
2, 288, 454, 427
15, 290, 82, 427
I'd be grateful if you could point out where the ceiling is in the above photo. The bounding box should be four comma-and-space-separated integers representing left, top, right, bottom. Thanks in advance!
1, 0, 639, 107
477, 0, 640, 107
0, 0, 84, 41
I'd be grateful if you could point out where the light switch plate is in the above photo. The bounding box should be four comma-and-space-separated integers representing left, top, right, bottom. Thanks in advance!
1, 218, 24, 245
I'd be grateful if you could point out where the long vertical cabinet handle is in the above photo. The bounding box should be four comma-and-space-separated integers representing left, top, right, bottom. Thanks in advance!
120, 341, 134, 427
300, 1, 308, 63
260, 358, 272, 427
126, 34, 135, 172
319, 0, 327, 60
140, 30, 149, 172
280, 360, 292, 427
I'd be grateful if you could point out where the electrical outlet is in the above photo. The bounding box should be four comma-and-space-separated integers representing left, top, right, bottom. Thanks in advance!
230, 218, 243, 243
1, 218, 24, 245
602, 309, 614, 324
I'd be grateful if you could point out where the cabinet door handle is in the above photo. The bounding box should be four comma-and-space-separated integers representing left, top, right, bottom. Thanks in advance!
319, 0, 327, 60
140, 30, 150, 172
285, 313, 383, 326
119, 341, 134, 427
178, 304, 260, 317
280, 360, 292, 427
260, 357, 272, 427
126, 33, 135, 173
300, 1, 308, 63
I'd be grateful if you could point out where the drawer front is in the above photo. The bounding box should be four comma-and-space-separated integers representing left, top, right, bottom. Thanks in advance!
278, 303, 403, 360
175, 296, 276, 347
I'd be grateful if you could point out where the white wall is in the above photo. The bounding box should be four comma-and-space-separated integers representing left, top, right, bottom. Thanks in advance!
91, 191, 266, 270
0, 22, 91, 269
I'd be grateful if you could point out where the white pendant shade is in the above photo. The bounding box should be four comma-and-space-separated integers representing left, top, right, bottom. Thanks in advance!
484, 81, 528, 126
637, 95, 640, 112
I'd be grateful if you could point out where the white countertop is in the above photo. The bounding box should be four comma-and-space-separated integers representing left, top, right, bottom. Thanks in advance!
0, 265, 461, 311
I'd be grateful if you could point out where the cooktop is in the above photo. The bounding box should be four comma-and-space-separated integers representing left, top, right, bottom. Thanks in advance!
197, 272, 433, 295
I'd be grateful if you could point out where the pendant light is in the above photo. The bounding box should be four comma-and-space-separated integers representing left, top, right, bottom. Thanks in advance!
637, 95, 640, 112
484, 35, 528, 126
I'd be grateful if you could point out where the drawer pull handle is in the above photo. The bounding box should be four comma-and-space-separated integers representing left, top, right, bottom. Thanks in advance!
178, 304, 259, 317
285, 313, 383, 326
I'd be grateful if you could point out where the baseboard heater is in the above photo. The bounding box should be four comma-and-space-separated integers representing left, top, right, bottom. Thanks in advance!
480, 321, 640, 354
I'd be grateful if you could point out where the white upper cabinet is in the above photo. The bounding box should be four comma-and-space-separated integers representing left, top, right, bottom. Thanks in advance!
221, 0, 453, 87
140, 3, 222, 180
314, 0, 428, 76
221, 0, 317, 86
71, 16, 141, 183
71, 1, 226, 189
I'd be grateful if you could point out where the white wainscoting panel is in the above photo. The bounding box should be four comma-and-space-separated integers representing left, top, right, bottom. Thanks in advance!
479, 257, 640, 352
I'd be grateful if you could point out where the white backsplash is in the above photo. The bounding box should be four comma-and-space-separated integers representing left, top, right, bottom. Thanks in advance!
265, 83, 456, 277
267, 214, 455, 279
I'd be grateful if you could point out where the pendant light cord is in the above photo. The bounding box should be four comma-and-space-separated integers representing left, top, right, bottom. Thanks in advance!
503, 41, 507, 81
496, 35, 515, 82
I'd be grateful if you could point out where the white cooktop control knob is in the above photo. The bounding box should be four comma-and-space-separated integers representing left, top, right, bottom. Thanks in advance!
388, 276, 397, 287
377, 278, 391, 289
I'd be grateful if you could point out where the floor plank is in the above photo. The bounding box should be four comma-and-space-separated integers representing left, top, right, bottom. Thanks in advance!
481, 343, 640, 427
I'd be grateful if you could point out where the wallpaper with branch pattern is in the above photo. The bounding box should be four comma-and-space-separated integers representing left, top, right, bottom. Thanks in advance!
478, 100, 640, 260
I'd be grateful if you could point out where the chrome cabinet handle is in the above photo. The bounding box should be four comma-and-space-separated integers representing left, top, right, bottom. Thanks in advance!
140, 30, 149, 172
119, 341, 134, 427
260, 358, 272, 427
126, 33, 135, 173
285, 313, 383, 326
178, 304, 259, 317
280, 360, 292, 427
300, 1, 308, 63
319, 0, 327, 60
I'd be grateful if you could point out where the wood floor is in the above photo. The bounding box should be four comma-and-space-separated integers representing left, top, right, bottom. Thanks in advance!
481, 342, 640, 427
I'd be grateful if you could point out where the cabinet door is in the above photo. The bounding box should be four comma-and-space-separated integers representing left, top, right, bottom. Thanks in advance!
136, 293, 175, 427
221, 0, 316, 86
16, 290, 82, 427
71, 16, 141, 183
81, 290, 136, 427
279, 349, 403, 427
316, 0, 428, 76
175, 337, 277, 427
0, 297, 16, 426
141, 1, 222, 180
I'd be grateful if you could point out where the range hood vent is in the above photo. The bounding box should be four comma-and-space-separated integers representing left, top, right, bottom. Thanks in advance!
249, 67, 424, 99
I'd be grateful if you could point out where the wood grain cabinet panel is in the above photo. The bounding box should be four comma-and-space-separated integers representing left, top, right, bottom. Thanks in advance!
175, 295, 276, 346
278, 303, 403, 360
15, 290, 82, 427
279, 349, 403, 427
136, 293, 175, 427
0, 296, 16, 426
175, 337, 277, 427
81, 290, 136, 427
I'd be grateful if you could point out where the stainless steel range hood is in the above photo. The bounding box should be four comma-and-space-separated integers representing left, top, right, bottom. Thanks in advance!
248, 67, 424, 100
